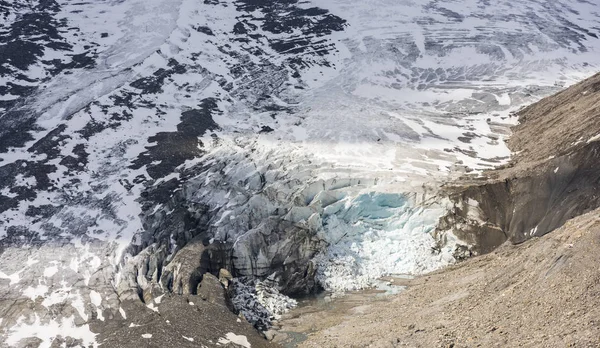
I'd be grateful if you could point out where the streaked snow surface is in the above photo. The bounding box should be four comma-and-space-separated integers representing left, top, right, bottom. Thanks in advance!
2, 0, 600, 343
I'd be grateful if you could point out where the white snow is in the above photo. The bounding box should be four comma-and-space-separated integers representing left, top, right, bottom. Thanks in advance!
6, 315, 97, 348
142, 334, 153, 339
530, 226, 539, 236
218, 333, 251, 348
89, 291, 104, 321
22, 285, 49, 301
587, 134, 600, 143
0, 269, 21, 285
146, 303, 160, 313
42, 266, 58, 278
26, 258, 39, 267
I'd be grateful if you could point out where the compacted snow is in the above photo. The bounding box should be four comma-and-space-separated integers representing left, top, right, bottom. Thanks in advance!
2, 0, 600, 343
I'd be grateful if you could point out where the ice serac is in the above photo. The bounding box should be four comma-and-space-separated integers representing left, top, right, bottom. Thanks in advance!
2, 0, 600, 345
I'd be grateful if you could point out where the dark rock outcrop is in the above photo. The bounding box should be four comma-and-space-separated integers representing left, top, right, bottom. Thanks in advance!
438, 141, 600, 253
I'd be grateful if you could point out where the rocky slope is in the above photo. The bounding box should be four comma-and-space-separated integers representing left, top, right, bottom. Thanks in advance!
284, 208, 600, 347
275, 71, 600, 348
436, 72, 600, 254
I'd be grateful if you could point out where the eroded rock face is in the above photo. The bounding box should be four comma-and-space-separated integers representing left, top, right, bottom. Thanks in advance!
440, 141, 600, 253
125, 146, 331, 298
436, 73, 600, 254
198, 273, 228, 307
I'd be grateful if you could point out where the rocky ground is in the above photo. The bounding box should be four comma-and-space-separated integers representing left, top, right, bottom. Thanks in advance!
286, 207, 600, 347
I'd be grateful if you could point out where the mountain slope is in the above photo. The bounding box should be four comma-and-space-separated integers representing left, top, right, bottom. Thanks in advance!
2, 0, 600, 346
278, 72, 600, 347
436, 72, 600, 253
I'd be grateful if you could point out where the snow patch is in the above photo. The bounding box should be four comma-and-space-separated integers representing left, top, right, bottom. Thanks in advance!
587, 134, 600, 143
146, 303, 159, 313
22, 285, 49, 301
6, 315, 97, 348
89, 291, 102, 307
217, 333, 251, 348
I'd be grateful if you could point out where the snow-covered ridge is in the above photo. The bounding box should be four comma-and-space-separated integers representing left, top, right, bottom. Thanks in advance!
2, 0, 600, 344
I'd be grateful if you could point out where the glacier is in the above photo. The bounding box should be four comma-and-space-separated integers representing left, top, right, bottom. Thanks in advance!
2, 0, 600, 344
314, 192, 454, 293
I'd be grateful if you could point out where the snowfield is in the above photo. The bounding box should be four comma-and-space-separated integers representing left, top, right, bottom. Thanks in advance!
2, 0, 600, 344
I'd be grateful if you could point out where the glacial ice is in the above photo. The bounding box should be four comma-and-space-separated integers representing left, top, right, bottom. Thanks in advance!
230, 277, 298, 330
315, 192, 455, 292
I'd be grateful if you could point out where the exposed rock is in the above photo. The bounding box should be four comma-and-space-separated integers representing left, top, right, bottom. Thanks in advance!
198, 273, 228, 307
437, 72, 600, 253
263, 329, 277, 341
219, 268, 234, 289
160, 239, 207, 295
94, 296, 277, 348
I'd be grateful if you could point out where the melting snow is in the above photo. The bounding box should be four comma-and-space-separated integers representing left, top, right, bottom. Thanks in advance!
587, 134, 600, 143
146, 303, 159, 313
89, 291, 102, 307
0, 269, 21, 285
6, 315, 97, 348
217, 333, 251, 348
22, 285, 49, 301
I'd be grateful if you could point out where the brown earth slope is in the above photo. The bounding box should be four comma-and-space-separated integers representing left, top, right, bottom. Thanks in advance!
507, 72, 600, 173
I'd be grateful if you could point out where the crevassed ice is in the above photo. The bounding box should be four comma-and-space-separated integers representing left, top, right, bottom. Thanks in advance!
315, 192, 455, 292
